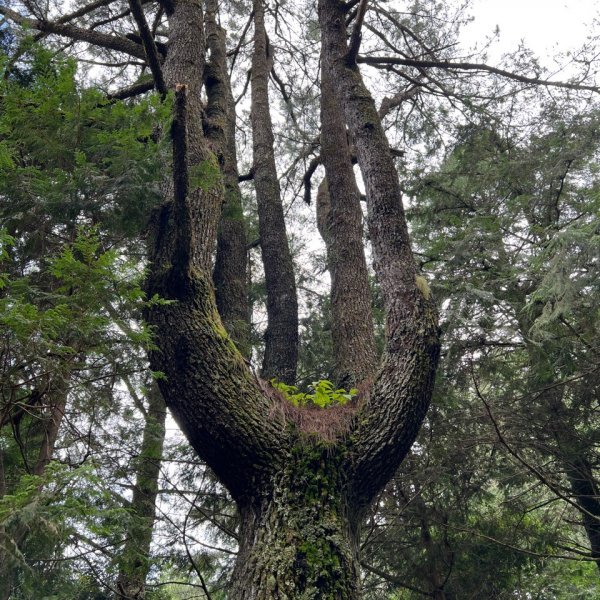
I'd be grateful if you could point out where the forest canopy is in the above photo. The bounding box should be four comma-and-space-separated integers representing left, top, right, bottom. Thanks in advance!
0, 0, 599, 598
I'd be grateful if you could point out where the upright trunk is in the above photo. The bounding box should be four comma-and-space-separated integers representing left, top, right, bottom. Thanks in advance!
317, 47, 377, 387
205, 0, 251, 357
251, 0, 299, 384
230, 440, 362, 600
115, 385, 167, 599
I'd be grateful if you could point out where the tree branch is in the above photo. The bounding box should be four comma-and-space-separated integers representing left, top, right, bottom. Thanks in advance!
107, 79, 154, 100
0, 5, 147, 61
128, 0, 167, 96
346, 0, 369, 64
302, 155, 321, 204
358, 55, 600, 94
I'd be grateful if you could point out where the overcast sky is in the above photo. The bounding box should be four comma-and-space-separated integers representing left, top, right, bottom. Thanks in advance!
464, 0, 599, 59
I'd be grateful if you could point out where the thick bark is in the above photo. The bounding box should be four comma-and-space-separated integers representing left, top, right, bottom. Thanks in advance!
145, 0, 288, 503
115, 385, 167, 599
230, 441, 361, 600
318, 0, 440, 512
251, 0, 299, 384
317, 47, 377, 388
205, 0, 251, 358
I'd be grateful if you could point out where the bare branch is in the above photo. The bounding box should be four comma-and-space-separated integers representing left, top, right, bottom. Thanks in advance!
128, 0, 167, 96
0, 5, 147, 61
358, 55, 600, 94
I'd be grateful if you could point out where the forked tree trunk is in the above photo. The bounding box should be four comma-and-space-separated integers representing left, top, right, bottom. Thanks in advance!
145, 0, 439, 596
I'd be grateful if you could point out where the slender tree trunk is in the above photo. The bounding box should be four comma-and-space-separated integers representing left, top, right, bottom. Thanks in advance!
251, 0, 298, 384
0, 378, 69, 600
205, 0, 251, 357
317, 46, 377, 387
115, 385, 167, 599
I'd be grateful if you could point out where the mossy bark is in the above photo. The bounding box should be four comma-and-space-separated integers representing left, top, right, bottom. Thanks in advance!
230, 440, 361, 600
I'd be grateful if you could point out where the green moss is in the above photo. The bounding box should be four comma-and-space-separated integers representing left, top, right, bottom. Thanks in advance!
189, 154, 221, 192
415, 274, 431, 300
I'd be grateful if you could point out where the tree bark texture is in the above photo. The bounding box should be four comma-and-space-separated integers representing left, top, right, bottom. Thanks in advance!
115, 385, 167, 599
230, 441, 362, 600
251, 0, 299, 384
205, 0, 251, 358
317, 46, 377, 388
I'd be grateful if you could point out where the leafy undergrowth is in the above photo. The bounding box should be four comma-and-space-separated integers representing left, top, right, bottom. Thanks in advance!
271, 379, 358, 409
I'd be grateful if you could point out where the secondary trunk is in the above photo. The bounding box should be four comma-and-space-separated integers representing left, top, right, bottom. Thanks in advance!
251, 0, 299, 384
317, 44, 377, 388
205, 0, 251, 357
115, 385, 167, 599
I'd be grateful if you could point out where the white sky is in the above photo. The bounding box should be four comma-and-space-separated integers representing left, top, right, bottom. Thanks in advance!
464, 0, 600, 58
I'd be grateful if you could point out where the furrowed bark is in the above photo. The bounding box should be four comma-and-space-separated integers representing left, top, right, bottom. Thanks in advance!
115, 385, 167, 599
318, 0, 440, 511
145, 0, 286, 502
230, 440, 362, 600
251, 0, 299, 384
205, 0, 251, 358
317, 47, 377, 388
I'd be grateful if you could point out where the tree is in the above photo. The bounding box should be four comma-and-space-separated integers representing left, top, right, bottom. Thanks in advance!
1, 0, 598, 597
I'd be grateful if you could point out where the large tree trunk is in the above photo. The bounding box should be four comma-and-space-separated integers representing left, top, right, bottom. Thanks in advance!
145, 0, 439, 595
251, 0, 299, 384
317, 39, 377, 388
230, 441, 362, 599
